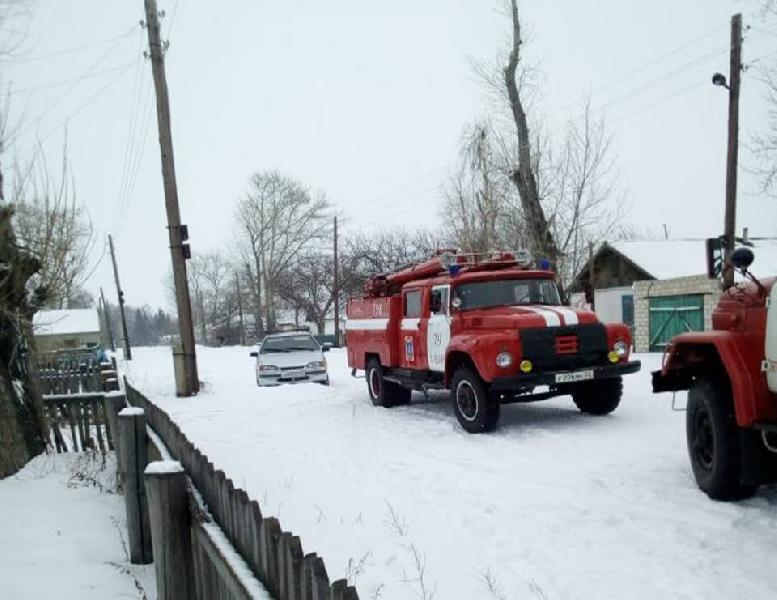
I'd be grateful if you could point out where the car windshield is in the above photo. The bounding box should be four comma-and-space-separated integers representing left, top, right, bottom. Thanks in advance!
261, 335, 319, 353
454, 278, 561, 310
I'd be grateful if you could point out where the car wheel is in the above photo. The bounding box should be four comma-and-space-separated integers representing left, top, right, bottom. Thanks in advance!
451, 365, 499, 433
687, 377, 756, 501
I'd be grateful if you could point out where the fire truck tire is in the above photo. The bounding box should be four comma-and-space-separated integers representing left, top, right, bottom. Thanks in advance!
451, 366, 499, 433
571, 377, 622, 415
686, 378, 756, 501
366, 358, 408, 407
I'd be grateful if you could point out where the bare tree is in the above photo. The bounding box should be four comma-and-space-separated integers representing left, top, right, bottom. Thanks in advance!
0, 0, 49, 479
544, 101, 626, 283
441, 121, 510, 252
276, 253, 335, 335
235, 171, 332, 332
11, 146, 96, 308
503, 0, 560, 268
340, 228, 449, 299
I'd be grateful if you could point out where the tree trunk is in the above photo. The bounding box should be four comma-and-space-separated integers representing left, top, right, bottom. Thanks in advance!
0, 206, 47, 479
504, 0, 560, 269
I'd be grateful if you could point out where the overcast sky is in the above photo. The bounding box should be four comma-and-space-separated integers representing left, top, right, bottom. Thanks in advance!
3, 0, 775, 310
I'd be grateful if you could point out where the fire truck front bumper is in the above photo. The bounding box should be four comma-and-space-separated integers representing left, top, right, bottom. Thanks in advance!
490, 360, 642, 393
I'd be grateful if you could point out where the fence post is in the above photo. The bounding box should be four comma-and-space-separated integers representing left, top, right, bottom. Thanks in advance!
103, 393, 127, 467
119, 407, 152, 564
145, 461, 194, 600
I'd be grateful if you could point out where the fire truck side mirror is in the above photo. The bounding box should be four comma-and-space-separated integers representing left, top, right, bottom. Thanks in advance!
731, 247, 755, 271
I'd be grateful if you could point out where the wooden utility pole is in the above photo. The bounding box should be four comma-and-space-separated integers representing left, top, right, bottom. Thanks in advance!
100, 287, 115, 352
143, 0, 199, 394
723, 13, 742, 288
109, 235, 132, 360
333, 216, 340, 347
235, 271, 245, 345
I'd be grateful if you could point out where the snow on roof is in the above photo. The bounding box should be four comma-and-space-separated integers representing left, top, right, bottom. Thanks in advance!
33, 309, 100, 336
609, 239, 777, 280
609, 240, 708, 280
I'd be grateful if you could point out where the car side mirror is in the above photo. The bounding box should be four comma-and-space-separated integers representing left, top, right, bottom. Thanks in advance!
322, 343, 333, 352
249, 351, 258, 358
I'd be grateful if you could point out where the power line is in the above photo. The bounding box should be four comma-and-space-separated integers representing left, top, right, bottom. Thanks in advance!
7, 60, 137, 96
16, 61, 139, 165
0, 26, 136, 65
8, 26, 139, 148
544, 24, 728, 120
114, 30, 149, 236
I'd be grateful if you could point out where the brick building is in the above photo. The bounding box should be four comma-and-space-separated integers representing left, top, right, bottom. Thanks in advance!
570, 239, 777, 353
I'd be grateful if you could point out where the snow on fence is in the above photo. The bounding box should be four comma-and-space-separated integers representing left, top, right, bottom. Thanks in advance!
124, 379, 359, 600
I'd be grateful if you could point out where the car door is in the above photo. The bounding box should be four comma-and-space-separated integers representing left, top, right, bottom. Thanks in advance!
426, 285, 451, 372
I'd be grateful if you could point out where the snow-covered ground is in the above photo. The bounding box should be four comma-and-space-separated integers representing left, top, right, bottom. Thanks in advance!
0, 453, 155, 599
125, 346, 777, 600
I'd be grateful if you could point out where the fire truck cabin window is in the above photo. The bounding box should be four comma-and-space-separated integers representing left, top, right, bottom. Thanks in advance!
455, 278, 561, 310
404, 290, 422, 318
431, 287, 449, 315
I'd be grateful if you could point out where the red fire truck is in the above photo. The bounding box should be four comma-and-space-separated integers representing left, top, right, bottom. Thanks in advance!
346, 250, 641, 433
653, 247, 777, 500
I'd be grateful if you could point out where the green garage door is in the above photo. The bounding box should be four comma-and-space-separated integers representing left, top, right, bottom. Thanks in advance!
649, 294, 704, 352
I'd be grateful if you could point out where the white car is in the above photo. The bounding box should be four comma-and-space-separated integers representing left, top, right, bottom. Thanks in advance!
250, 331, 331, 386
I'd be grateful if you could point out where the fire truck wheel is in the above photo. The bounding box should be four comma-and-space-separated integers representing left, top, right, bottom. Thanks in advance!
451, 366, 499, 433
687, 378, 756, 501
366, 358, 408, 407
571, 377, 622, 415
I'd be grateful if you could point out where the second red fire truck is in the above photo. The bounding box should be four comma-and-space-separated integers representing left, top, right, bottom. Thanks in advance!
346, 250, 641, 433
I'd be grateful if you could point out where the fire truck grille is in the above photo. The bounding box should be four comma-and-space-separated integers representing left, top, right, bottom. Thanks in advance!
520, 324, 608, 371
555, 335, 579, 355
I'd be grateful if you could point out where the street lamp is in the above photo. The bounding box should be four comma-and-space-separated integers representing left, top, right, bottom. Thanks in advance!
711, 72, 729, 90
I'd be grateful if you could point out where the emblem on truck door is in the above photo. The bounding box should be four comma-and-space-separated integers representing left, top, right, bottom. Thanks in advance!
405, 336, 415, 362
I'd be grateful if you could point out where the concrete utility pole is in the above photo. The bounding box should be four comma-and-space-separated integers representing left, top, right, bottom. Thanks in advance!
143, 0, 199, 394
235, 271, 245, 345
109, 235, 132, 360
333, 216, 340, 347
100, 287, 115, 352
723, 13, 742, 288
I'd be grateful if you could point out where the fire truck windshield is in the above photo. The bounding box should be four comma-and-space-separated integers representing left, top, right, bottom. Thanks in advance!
454, 278, 561, 310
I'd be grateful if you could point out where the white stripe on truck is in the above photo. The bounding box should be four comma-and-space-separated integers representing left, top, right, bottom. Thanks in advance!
553, 307, 579, 325
344, 318, 390, 331
522, 307, 562, 327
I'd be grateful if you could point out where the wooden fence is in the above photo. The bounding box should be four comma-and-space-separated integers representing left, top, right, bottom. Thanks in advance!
125, 380, 359, 600
43, 393, 115, 453
40, 355, 121, 453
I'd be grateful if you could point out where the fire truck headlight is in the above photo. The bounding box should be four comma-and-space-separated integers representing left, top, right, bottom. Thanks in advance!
612, 340, 628, 358
496, 352, 512, 368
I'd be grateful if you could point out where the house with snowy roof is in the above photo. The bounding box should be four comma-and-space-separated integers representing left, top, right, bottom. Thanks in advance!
32, 309, 102, 354
569, 238, 777, 353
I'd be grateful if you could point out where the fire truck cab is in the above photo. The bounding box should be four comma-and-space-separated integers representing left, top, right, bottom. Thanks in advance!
653, 247, 777, 500
346, 251, 641, 433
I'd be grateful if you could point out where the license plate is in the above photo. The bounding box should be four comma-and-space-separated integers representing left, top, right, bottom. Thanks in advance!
284, 370, 304, 379
555, 370, 594, 384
